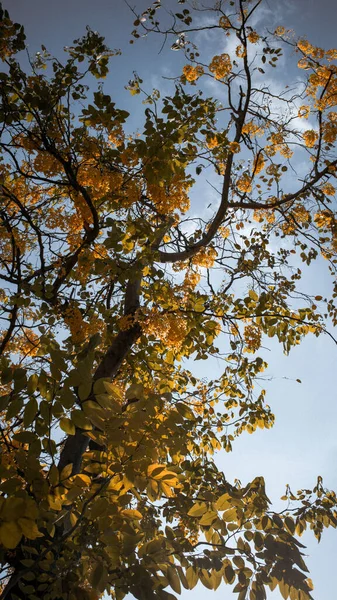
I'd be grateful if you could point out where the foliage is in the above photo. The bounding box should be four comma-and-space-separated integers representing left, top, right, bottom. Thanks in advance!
0, 1, 337, 599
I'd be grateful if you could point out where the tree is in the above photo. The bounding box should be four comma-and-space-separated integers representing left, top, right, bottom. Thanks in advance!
0, 0, 336, 598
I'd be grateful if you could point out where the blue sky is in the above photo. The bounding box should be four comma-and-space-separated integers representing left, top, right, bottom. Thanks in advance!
6, 1, 337, 598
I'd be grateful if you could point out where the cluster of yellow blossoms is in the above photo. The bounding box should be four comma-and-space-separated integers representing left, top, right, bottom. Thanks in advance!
118, 314, 136, 331
303, 130, 318, 148
237, 173, 252, 194
298, 105, 310, 119
253, 154, 265, 175
108, 124, 124, 147
143, 311, 188, 349
314, 210, 335, 230
44, 205, 65, 231
182, 65, 204, 82
244, 324, 262, 353
253, 208, 276, 224
206, 136, 219, 149
64, 306, 106, 344
6, 328, 40, 358
64, 306, 87, 344
77, 160, 123, 203
291, 205, 310, 223
219, 15, 231, 29
274, 26, 286, 37
121, 179, 142, 208
295, 39, 337, 110
323, 120, 337, 144
236, 45, 246, 59
183, 270, 201, 289
209, 54, 232, 80
242, 121, 264, 137
264, 132, 293, 158
308, 68, 337, 110
268, 132, 286, 154
33, 152, 61, 177
147, 176, 191, 214
321, 183, 336, 196
0, 231, 16, 262
278, 144, 293, 159
229, 141, 241, 154
297, 39, 325, 60
218, 226, 230, 239
281, 205, 310, 234
247, 31, 260, 44
0, 15, 22, 60
192, 246, 217, 268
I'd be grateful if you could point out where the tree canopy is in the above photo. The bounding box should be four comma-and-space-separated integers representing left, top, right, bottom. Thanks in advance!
0, 1, 337, 599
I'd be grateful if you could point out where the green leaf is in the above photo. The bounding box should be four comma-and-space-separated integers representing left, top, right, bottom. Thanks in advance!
71, 409, 92, 430
176, 403, 195, 420
0, 521, 22, 549
49, 464, 59, 486
27, 374, 39, 395
78, 381, 92, 401
23, 397, 38, 427
224, 564, 235, 584
59, 417, 76, 435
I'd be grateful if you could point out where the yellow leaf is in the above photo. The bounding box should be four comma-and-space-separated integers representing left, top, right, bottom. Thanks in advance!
161, 473, 179, 487
147, 463, 166, 478
306, 578, 314, 591
199, 569, 214, 590
146, 538, 163, 554
215, 493, 232, 511
177, 566, 189, 590
103, 381, 124, 401
185, 567, 198, 590
49, 464, 59, 486
279, 579, 289, 600
47, 495, 63, 511
160, 481, 175, 497
125, 383, 144, 400
248, 289, 259, 302
187, 502, 207, 517
285, 516, 295, 534
71, 409, 92, 430
167, 566, 181, 595
222, 507, 237, 522
2, 498, 25, 521
82, 401, 106, 429
59, 417, 76, 436
23, 500, 39, 520
17, 518, 42, 540
176, 403, 195, 420
91, 562, 108, 594
199, 510, 217, 526
69, 512, 78, 527
60, 463, 73, 481
147, 479, 159, 501
121, 509, 142, 520
73, 474, 91, 487
0, 521, 22, 548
